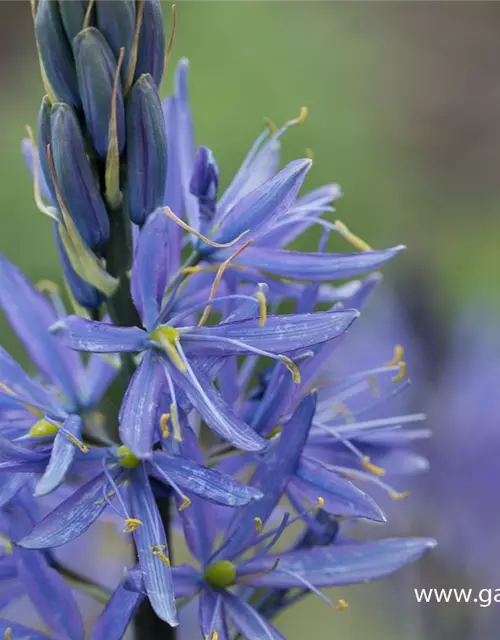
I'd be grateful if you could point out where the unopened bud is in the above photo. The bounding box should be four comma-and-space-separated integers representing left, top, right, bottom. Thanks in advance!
73, 27, 125, 158
51, 102, 110, 248
53, 222, 103, 309
190, 146, 219, 223
59, 0, 94, 43
134, 0, 165, 88
35, 0, 80, 107
96, 0, 136, 83
126, 74, 167, 225
37, 96, 56, 203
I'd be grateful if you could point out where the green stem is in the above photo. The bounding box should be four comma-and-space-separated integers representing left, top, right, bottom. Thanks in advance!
48, 557, 112, 606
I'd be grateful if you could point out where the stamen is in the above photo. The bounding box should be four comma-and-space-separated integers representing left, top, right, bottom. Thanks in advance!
336, 599, 349, 610
125, 0, 144, 94
233, 558, 280, 586
305, 148, 314, 160
198, 239, 252, 326
151, 544, 170, 566
278, 355, 301, 384
386, 344, 404, 367
361, 456, 386, 477
390, 490, 410, 500
279, 567, 333, 606
151, 326, 186, 372
0, 382, 44, 418
312, 496, 325, 512
65, 433, 89, 454
254, 517, 263, 533
164, 4, 178, 74
335, 464, 409, 500
123, 518, 143, 533
334, 220, 372, 252
392, 361, 407, 383
179, 495, 191, 511
163, 206, 249, 248
105, 47, 125, 209
254, 291, 267, 327
286, 106, 308, 127
83, 0, 95, 28
4, 627, 12, 640
263, 117, 278, 135
170, 402, 182, 442
160, 413, 170, 438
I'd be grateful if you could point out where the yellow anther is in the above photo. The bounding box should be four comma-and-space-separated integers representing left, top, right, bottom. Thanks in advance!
93, 488, 117, 507
164, 206, 249, 249
29, 418, 59, 438
390, 490, 410, 501
36, 279, 60, 295
313, 496, 325, 512
254, 291, 267, 327
305, 148, 314, 160
336, 599, 349, 610
117, 445, 140, 469
392, 361, 407, 383
361, 456, 386, 477
170, 403, 182, 442
211, 633, 219, 640
278, 355, 301, 384
182, 266, 204, 275
66, 433, 89, 454
123, 518, 143, 533
160, 413, 170, 438
386, 345, 404, 367
0, 535, 13, 555
263, 117, 278, 135
4, 627, 12, 640
198, 239, 253, 327
151, 326, 186, 372
151, 544, 171, 566
178, 495, 191, 512
287, 106, 308, 127
334, 220, 372, 252
254, 517, 263, 533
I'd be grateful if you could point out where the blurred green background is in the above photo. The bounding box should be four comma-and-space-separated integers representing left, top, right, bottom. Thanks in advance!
1, 2, 500, 638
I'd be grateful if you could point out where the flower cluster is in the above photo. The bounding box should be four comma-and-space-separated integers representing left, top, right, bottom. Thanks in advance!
0, 1, 435, 638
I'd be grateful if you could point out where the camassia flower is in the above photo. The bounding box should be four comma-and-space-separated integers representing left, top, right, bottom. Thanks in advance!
51, 210, 359, 459
0, 255, 116, 496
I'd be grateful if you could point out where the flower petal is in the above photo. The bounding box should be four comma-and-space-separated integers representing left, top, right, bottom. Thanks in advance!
182, 310, 358, 356
93, 579, 144, 640
52, 316, 148, 353
220, 590, 285, 640
119, 350, 164, 458
151, 450, 263, 507
0, 621, 52, 640
167, 361, 266, 453
34, 415, 82, 496
18, 467, 125, 549
0, 347, 53, 409
217, 245, 405, 281
129, 464, 178, 626
244, 537, 436, 588
199, 588, 230, 640
131, 210, 172, 330
0, 473, 31, 508
208, 159, 311, 249
215, 394, 316, 562
0, 256, 83, 405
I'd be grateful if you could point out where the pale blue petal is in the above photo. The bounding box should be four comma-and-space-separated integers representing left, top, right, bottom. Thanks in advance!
52, 316, 148, 353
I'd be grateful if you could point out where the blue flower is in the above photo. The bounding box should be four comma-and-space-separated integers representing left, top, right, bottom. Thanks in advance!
51, 210, 358, 458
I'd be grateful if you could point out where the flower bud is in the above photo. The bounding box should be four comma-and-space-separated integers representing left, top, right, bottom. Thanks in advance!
126, 74, 167, 225
51, 103, 110, 248
96, 0, 136, 82
53, 222, 103, 309
37, 96, 56, 203
134, 0, 165, 88
35, 0, 80, 107
59, 0, 94, 43
73, 27, 125, 158
190, 146, 219, 222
